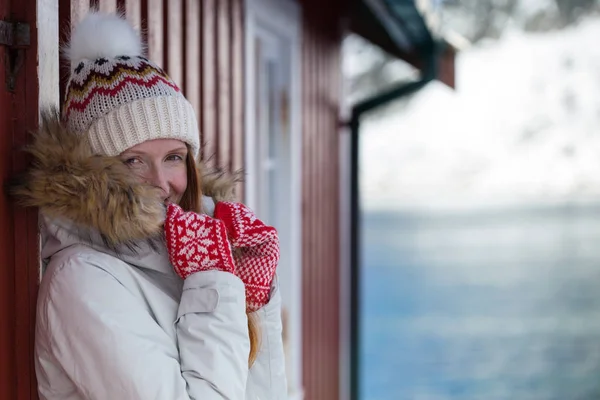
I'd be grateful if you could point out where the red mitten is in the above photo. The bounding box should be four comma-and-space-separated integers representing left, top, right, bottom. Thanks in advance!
165, 203, 236, 279
214, 202, 280, 312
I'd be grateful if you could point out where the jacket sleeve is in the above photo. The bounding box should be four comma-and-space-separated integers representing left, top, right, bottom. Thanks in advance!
245, 277, 288, 399
37, 255, 250, 400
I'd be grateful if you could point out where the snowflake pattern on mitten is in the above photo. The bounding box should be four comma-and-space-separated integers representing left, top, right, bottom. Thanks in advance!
165, 203, 236, 279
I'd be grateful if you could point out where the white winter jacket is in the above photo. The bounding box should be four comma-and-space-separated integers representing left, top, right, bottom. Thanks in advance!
14, 111, 288, 400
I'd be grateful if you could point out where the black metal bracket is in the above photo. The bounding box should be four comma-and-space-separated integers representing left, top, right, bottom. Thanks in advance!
0, 20, 30, 92
0, 20, 30, 47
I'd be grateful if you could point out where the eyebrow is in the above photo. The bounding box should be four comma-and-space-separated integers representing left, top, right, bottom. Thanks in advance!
122, 147, 188, 156
167, 147, 188, 153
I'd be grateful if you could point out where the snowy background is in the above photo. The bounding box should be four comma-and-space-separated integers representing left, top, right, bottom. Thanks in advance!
347, 0, 600, 212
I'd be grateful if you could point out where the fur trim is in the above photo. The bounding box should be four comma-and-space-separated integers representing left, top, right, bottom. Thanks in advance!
200, 165, 243, 203
10, 109, 165, 247
10, 109, 241, 248
65, 12, 143, 69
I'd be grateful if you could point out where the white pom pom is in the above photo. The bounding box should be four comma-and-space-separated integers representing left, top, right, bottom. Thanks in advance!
65, 12, 143, 69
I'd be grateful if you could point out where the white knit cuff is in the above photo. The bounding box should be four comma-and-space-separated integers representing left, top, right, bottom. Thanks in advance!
87, 96, 200, 157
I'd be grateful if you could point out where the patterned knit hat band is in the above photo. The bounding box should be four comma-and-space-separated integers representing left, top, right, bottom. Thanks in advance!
63, 12, 200, 158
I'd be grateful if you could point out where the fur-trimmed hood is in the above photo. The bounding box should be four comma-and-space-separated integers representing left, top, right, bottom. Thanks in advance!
11, 109, 240, 269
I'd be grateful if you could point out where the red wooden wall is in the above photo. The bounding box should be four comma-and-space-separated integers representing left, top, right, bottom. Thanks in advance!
1, 1, 346, 399
300, 1, 344, 399
0, 0, 40, 398
0, 3, 15, 397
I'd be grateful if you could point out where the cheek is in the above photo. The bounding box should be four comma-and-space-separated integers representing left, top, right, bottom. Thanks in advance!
168, 167, 188, 198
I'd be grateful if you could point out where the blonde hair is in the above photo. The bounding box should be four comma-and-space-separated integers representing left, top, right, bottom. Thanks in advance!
180, 150, 260, 367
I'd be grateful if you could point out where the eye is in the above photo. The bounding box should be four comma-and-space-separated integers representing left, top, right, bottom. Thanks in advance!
166, 154, 184, 162
124, 157, 142, 166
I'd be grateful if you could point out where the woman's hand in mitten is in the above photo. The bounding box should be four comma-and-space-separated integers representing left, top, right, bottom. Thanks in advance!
164, 203, 236, 279
213, 202, 280, 312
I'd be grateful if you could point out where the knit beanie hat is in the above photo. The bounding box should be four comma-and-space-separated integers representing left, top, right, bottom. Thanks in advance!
62, 12, 200, 158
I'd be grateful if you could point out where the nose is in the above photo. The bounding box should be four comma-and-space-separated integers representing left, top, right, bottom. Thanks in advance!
145, 165, 169, 198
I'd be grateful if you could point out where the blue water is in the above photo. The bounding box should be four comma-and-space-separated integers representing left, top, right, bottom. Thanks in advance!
360, 205, 600, 400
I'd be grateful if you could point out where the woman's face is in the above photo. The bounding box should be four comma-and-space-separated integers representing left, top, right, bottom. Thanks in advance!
120, 139, 188, 205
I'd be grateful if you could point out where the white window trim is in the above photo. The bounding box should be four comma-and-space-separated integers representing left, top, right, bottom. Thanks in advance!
245, 1, 304, 399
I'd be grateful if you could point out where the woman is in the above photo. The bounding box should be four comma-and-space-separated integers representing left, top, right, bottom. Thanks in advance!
13, 12, 287, 400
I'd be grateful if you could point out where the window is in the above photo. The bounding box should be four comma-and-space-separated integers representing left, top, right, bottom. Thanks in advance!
245, 0, 303, 398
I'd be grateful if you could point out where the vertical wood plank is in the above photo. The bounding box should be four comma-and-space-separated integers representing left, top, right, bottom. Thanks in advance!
301, 5, 343, 398
123, 0, 141, 29
325, 39, 333, 400
164, 0, 182, 87
231, 0, 244, 198
10, 0, 41, 398
0, 0, 15, 396
327, 37, 337, 400
184, 0, 200, 118
331, 34, 342, 400
326, 36, 339, 400
144, 0, 163, 68
58, 0, 72, 106
315, 31, 323, 400
300, 19, 308, 395
303, 21, 312, 400
312, 25, 322, 400
308, 23, 321, 398
253, 36, 261, 201
98, 0, 117, 13
200, 0, 217, 164
70, 0, 90, 25
302, 17, 317, 400
216, 0, 231, 168
140, 0, 148, 51
317, 31, 326, 400
321, 38, 330, 400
